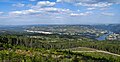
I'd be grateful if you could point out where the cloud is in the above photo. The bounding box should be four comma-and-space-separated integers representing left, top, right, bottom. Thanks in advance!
56, 0, 120, 4
87, 7, 96, 10
37, 1, 56, 6
56, 0, 97, 3
70, 11, 93, 16
0, 12, 4, 15
9, 9, 41, 16
38, 7, 71, 13
9, 7, 71, 17
75, 2, 113, 7
9, 0, 71, 17
31, 1, 56, 9
12, 3, 25, 7
55, 16, 63, 19
56, 0, 62, 2
101, 12, 115, 16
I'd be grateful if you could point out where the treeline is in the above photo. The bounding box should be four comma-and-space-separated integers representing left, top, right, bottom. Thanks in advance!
0, 35, 89, 50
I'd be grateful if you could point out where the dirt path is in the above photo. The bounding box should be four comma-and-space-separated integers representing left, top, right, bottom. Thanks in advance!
63, 47, 120, 57
73, 50, 120, 56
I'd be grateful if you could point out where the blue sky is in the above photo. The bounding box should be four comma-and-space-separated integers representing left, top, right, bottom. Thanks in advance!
0, 0, 120, 25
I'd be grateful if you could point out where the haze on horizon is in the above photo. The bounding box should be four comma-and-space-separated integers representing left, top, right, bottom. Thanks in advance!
0, 0, 120, 25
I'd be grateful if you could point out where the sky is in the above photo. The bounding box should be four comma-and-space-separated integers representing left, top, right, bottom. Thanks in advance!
0, 0, 120, 25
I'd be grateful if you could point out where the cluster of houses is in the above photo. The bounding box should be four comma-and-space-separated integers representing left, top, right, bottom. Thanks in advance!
106, 33, 120, 41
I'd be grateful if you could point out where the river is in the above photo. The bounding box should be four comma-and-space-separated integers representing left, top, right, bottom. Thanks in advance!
96, 32, 113, 41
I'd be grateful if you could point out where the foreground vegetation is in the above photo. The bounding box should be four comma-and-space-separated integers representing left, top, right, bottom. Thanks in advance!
0, 34, 120, 62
